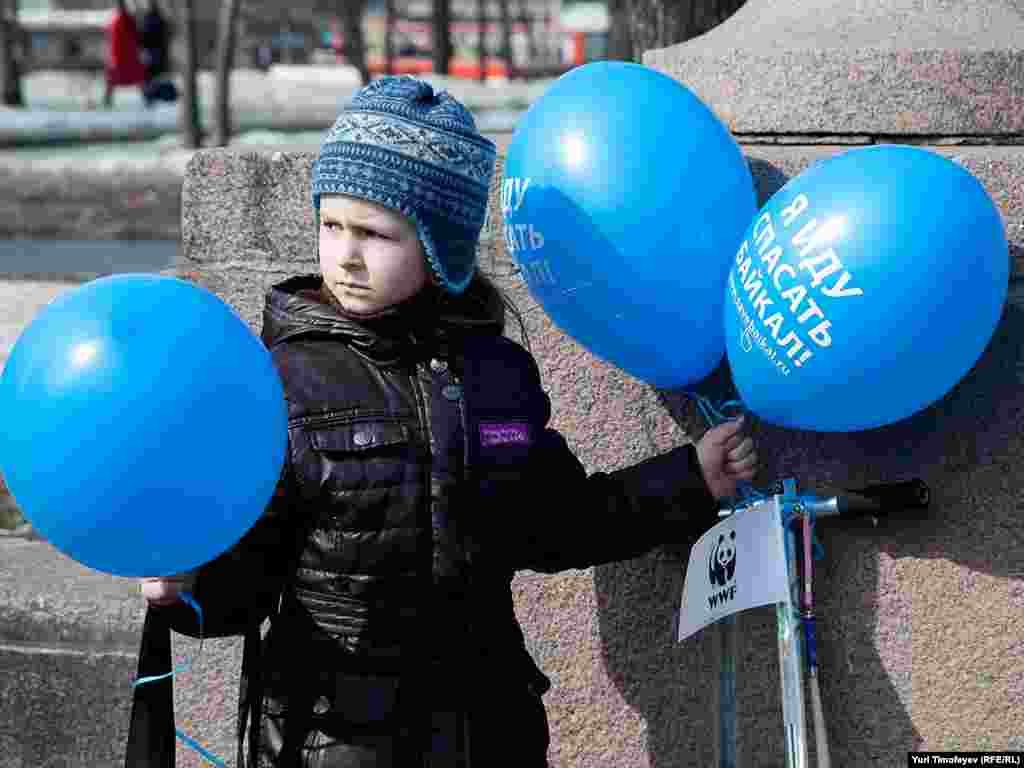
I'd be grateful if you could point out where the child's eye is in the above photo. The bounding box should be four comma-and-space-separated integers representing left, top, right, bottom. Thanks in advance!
321, 222, 391, 239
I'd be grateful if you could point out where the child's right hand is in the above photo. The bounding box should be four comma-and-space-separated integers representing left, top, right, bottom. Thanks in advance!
695, 415, 758, 500
140, 572, 197, 607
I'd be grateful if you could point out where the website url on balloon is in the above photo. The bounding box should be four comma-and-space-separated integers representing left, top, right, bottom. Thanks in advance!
730, 273, 791, 377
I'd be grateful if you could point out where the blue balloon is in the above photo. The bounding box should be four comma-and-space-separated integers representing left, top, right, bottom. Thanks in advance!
723, 145, 1009, 432
502, 61, 756, 388
0, 274, 288, 576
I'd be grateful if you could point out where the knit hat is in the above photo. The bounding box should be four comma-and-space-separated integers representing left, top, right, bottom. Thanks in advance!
311, 76, 497, 295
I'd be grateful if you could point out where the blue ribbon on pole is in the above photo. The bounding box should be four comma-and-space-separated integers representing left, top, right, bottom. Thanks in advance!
781, 504, 826, 561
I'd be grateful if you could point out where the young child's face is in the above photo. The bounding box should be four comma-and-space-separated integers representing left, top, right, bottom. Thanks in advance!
318, 195, 429, 315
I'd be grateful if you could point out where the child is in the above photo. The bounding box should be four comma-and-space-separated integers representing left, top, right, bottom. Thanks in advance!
127, 76, 757, 768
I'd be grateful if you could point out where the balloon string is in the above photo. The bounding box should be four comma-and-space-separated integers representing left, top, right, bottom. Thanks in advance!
684, 393, 827, 560
131, 592, 226, 767
174, 728, 227, 768
682, 392, 766, 509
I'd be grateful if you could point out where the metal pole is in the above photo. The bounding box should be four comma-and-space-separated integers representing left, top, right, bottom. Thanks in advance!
718, 613, 738, 768
778, 485, 809, 768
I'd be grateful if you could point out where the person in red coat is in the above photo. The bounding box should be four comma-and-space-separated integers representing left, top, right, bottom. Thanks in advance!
103, 0, 147, 108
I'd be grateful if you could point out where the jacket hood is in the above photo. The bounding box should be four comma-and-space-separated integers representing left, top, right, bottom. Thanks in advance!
261, 274, 506, 366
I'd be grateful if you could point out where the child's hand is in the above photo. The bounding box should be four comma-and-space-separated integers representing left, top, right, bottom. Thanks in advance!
695, 416, 758, 500
140, 572, 197, 607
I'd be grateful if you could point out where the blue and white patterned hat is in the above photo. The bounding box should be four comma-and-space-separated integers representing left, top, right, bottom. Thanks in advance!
311, 76, 497, 295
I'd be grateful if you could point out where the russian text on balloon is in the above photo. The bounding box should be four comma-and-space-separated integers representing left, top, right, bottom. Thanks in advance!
731, 192, 866, 375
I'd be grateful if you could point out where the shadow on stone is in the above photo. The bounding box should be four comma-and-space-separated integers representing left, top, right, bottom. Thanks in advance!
746, 156, 791, 207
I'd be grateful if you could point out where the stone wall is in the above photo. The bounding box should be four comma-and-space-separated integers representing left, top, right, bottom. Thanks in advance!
167, 138, 1022, 767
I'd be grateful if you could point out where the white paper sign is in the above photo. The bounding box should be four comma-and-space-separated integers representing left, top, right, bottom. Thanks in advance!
677, 498, 791, 643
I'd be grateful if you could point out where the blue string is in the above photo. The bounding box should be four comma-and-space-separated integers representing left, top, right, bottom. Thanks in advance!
131, 592, 226, 768
174, 728, 227, 767
684, 391, 826, 560
682, 392, 767, 509
131, 592, 203, 687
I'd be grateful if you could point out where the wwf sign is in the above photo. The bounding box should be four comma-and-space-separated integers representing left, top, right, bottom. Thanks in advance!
677, 497, 791, 643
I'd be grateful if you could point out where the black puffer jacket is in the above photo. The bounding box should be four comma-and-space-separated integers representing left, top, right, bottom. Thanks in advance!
125, 275, 718, 768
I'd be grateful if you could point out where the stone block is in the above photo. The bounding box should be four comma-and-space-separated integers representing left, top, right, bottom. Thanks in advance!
0, 536, 245, 767
643, 0, 1024, 137
0, 645, 137, 768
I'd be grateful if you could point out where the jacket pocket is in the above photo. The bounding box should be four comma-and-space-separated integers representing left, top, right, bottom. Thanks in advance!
309, 419, 410, 453
298, 417, 417, 498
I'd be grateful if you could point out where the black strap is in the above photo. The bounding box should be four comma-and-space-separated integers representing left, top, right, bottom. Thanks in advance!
124, 607, 175, 768
237, 622, 264, 767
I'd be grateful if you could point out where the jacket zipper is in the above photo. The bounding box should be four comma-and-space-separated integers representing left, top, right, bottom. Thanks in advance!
410, 364, 435, 585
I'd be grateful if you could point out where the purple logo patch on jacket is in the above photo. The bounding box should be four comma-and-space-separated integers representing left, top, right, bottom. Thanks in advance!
480, 422, 532, 448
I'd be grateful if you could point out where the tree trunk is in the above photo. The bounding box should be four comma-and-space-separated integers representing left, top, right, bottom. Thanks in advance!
431, 0, 451, 75
384, 0, 395, 75
629, 0, 747, 60
179, 0, 201, 147
476, 0, 486, 81
340, 0, 369, 85
213, 0, 241, 147
605, 0, 633, 61
498, 0, 512, 79
542, 5, 554, 68
628, 0, 695, 60
705, 0, 747, 31
516, 0, 538, 66
0, 0, 23, 107
281, 13, 293, 65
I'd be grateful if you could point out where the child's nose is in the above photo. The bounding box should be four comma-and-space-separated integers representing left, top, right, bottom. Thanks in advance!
338, 235, 364, 268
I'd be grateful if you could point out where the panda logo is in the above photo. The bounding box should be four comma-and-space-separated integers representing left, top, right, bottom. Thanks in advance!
709, 530, 737, 588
